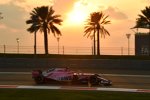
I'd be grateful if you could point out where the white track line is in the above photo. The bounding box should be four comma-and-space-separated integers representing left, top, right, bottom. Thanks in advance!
0, 72, 30, 75
97, 88, 138, 92
0, 85, 150, 93
18, 85, 61, 90
102, 74, 150, 78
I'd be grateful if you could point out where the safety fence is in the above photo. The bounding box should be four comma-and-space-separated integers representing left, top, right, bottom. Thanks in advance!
0, 45, 135, 55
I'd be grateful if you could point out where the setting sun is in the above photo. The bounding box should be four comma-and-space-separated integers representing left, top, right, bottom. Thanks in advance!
65, 1, 102, 25
65, 1, 89, 25
67, 9, 87, 25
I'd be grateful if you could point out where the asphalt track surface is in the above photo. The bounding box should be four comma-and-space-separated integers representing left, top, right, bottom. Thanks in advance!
0, 72, 150, 92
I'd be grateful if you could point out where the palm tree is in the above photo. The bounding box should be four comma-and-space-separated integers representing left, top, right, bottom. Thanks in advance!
134, 6, 150, 55
84, 18, 96, 55
26, 15, 39, 54
84, 12, 110, 55
26, 6, 62, 54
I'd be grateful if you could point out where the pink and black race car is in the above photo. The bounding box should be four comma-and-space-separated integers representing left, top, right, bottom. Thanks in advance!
32, 68, 112, 86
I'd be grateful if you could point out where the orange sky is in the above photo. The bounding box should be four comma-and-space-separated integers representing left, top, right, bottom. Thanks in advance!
0, 0, 149, 54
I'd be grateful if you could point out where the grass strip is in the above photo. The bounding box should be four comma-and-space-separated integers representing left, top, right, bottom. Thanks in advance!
0, 89, 150, 100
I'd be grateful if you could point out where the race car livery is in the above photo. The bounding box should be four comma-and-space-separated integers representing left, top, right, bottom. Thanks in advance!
32, 68, 112, 86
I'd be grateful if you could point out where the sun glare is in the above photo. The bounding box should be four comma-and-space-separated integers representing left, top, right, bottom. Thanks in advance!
67, 9, 87, 25
65, 2, 89, 25
65, 1, 103, 26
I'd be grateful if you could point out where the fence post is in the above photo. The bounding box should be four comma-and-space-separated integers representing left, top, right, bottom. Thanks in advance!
63, 46, 64, 54
121, 47, 123, 55
4, 45, 6, 54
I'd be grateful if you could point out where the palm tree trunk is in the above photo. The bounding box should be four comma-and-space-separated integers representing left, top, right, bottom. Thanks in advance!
34, 31, 37, 54
149, 27, 150, 56
93, 28, 96, 55
43, 24, 48, 54
97, 28, 100, 55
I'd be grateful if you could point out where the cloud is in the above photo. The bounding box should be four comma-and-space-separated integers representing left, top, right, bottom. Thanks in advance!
0, 0, 11, 5
140, 0, 150, 3
0, 0, 75, 34
78, 0, 106, 11
13, 0, 26, 3
0, 3, 26, 29
53, 0, 76, 14
0, 0, 53, 29
104, 6, 128, 20
3, 0, 54, 12
0, 0, 26, 4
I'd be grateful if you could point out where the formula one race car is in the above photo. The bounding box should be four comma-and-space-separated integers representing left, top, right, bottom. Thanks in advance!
32, 68, 112, 86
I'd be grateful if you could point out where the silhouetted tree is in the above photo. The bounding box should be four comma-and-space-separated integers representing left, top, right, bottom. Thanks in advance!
26, 6, 62, 54
84, 12, 110, 55
134, 6, 150, 55
84, 17, 96, 55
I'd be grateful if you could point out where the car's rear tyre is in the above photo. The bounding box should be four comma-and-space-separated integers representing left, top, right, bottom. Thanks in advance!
89, 75, 97, 86
34, 76, 44, 84
72, 75, 79, 84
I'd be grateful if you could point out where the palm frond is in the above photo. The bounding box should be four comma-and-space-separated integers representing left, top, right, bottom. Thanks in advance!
135, 6, 150, 29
